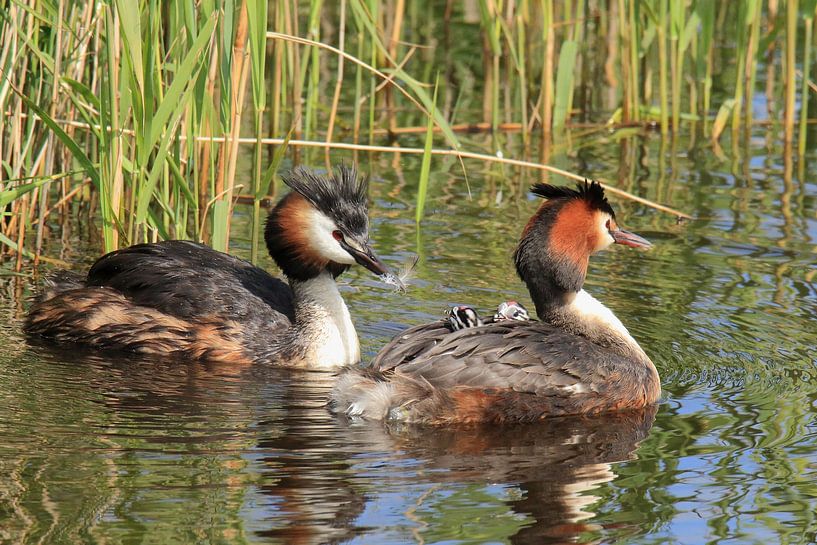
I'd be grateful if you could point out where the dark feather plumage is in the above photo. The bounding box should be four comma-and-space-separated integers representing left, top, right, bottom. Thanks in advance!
86, 240, 295, 322
530, 179, 615, 217
25, 241, 295, 362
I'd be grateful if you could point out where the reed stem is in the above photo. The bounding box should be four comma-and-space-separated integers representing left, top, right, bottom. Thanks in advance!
799, 14, 814, 155
784, 0, 797, 143
6, 0, 795, 263
657, 0, 669, 135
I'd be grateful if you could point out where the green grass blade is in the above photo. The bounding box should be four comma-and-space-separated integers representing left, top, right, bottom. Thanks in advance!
0, 177, 53, 208
146, 11, 217, 155
679, 12, 700, 58
478, 0, 501, 55
16, 92, 100, 189
553, 40, 578, 132
392, 70, 460, 149
712, 98, 736, 143
349, 0, 460, 149
113, 0, 145, 95
211, 199, 230, 252
416, 75, 439, 224
166, 155, 197, 208
258, 125, 294, 200
62, 77, 102, 114
135, 79, 201, 226
246, 0, 268, 109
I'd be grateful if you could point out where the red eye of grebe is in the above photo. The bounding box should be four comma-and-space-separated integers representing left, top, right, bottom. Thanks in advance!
332, 230, 344, 241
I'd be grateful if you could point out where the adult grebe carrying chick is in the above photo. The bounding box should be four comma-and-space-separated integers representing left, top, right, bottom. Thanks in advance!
332, 181, 660, 424
26, 165, 402, 369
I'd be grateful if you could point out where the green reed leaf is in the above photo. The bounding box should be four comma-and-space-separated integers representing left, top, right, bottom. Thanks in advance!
553, 40, 578, 133
416, 75, 439, 224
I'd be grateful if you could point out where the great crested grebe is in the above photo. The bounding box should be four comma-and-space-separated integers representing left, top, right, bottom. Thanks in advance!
25, 165, 401, 369
331, 181, 661, 424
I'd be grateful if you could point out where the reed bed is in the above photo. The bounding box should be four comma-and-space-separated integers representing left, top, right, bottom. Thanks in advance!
1, 1, 815, 267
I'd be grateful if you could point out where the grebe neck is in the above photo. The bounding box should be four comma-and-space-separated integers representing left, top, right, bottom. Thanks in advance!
288, 271, 360, 368
515, 219, 651, 365
539, 289, 652, 366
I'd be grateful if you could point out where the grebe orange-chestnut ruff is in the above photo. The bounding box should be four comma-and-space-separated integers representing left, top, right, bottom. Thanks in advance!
331, 181, 660, 424
25, 166, 402, 369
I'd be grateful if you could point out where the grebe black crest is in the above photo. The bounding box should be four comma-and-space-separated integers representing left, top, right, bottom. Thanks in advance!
331, 180, 660, 424
26, 165, 400, 369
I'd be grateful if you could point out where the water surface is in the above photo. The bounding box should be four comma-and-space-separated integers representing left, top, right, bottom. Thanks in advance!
2, 128, 817, 544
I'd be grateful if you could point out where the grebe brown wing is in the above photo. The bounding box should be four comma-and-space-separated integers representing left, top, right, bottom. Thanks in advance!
372, 301, 529, 371
86, 240, 295, 324
25, 240, 297, 361
378, 320, 657, 417
371, 320, 453, 371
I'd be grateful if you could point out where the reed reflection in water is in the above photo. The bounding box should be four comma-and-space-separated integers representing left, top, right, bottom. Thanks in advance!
1, 340, 657, 544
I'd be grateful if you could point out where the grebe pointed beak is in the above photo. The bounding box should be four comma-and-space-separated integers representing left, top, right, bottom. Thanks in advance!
611, 228, 652, 249
340, 239, 406, 291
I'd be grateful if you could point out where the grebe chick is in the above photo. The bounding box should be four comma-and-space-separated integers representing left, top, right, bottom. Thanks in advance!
331, 181, 660, 424
493, 301, 529, 322
446, 306, 483, 331
446, 301, 530, 331
26, 165, 401, 369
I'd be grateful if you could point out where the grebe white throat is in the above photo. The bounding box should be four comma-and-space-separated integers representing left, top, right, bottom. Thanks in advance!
292, 271, 360, 368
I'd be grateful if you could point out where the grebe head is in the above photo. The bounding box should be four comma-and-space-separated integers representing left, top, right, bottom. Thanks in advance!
446, 305, 483, 331
265, 165, 402, 286
494, 301, 530, 321
514, 180, 650, 314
